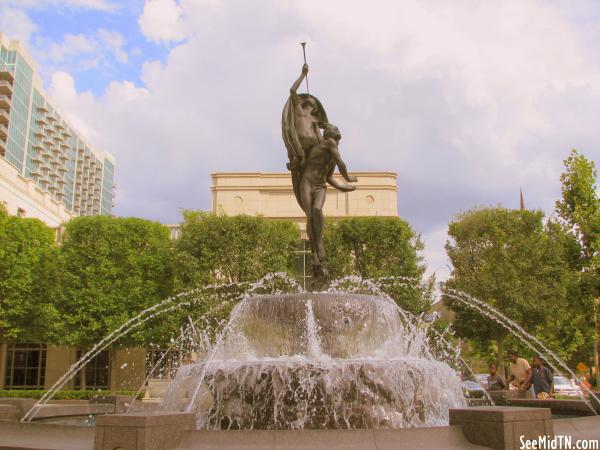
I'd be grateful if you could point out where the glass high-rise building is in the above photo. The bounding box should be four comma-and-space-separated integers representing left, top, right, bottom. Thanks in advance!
0, 33, 115, 223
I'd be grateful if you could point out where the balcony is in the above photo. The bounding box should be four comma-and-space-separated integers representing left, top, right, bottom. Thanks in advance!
33, 129, 44, 138
0, 123, 7, 140
36, 117, 48, 126
37, 104, 48, 113
0, 67, 14, 83
56, 122, 64, 130
47, 113, 57, 123
0, 109, 9, 123
47, 185, 57, 192
30, 169, 41, 178
0, 139, 6, 157
0, 95, 10, 110
63, 130, 72, 138
0, 80, 12, 95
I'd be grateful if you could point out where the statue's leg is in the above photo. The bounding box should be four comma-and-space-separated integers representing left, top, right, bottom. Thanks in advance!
312, 185, 327, 262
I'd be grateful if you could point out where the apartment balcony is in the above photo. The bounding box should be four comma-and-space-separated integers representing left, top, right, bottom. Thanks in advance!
0, 109, 9, 123
0, 80, 12, 95
0, 123, 7, 140
29, 169, 41, 179
60, 142, 69, 149
37, 104, 48, 113
31, 154, 42, 164
0, 139, 7, 157
0, 67, 14, 83
59, 153, 69, 162
36, 117, 48, 126
58, 166, 67, 174
47, 113, 57, 123
56, 122, 64, 130
0, 94, 11, 110
63, 129, 72, 138
45, 126, 55, 136
33, 129, 44, 138
47, 185, 57, 193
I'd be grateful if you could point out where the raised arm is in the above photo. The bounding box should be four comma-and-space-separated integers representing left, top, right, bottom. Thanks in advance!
290, 64, 308, 107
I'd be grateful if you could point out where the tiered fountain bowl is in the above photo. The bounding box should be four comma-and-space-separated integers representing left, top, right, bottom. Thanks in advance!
162, 292, 466, 430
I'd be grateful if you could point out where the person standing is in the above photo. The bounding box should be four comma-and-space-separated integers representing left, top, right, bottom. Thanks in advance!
507, 350, 534, 398
487, 363, 507, 391
531, 355, 553, 399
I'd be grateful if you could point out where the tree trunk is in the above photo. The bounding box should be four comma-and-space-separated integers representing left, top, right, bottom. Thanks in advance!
594, 298, 600, 390
497, 335, 506, 380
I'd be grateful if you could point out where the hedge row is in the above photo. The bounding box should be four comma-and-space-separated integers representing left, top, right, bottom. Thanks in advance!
0, 389, 144, 400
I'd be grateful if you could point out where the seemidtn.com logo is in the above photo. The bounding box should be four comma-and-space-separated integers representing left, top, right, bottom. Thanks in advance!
520, 435, 600, 449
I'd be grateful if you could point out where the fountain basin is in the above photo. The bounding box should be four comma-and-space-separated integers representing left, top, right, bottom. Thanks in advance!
162, 293, 466, 429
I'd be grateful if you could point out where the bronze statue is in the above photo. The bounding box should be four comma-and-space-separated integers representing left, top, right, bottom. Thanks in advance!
282, 55, 357, 291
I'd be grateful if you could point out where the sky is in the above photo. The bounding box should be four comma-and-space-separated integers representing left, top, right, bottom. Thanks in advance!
1, 0, 600, 281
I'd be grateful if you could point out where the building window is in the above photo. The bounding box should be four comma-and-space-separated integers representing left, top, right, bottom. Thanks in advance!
74, 350, 110, 389
4, 343, 47, 389
146, 348, 181, 379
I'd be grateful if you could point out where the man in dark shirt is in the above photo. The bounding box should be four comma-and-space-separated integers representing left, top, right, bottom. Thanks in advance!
487, 363, 506, 391
531, 355, 553, 398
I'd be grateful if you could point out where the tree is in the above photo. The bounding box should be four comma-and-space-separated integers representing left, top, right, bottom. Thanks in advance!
174, 211, 300, 287
323, 216, 432, 315
0, 205, 60, 342
555, 149, 600, 387
443, 207, 575, 378
56, 216, 174, 348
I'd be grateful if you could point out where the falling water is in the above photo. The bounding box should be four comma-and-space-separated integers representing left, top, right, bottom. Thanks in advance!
161, 292, 467, 429
21, 272, 301, 423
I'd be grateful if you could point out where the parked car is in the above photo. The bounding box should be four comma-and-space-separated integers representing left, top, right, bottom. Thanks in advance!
553, 375, 583, 397
474, 373, 489, 389
462, 380, 487, 398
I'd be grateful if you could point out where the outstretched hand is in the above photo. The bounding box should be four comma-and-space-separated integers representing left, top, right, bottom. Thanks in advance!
347, 175, 358, 183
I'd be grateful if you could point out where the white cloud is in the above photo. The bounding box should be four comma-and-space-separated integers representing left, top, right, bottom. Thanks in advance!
44, 0, 600, 273
97, 29, 128, 64
41, 29, 128, 72
138, 0, 186, 44
0, 6, 38, 44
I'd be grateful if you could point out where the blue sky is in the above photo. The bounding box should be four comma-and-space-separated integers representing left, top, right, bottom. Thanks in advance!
1, 0, 600, 279
21, 1, 172, 94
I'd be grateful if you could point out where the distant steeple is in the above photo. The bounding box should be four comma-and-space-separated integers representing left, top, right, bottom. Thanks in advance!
520, 189, 525, 211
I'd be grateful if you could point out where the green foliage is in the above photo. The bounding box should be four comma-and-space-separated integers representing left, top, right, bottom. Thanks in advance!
324, 217, 432, 314
56, 216, 174, 348
556, 149, 600, 265
174, 211, 300, 287
555, 149, 600, 384
444, 207, 579, 363
0, 389, 144, 399
0, 205, 60, 342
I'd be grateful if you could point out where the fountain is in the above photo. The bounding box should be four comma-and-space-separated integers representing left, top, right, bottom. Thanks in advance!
161, 292, 467, 429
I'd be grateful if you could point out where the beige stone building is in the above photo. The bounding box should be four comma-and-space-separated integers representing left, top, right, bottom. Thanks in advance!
211, 171, 399, 233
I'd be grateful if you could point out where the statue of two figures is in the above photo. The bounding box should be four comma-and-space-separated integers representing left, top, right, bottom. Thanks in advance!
282, 63, 358, 291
